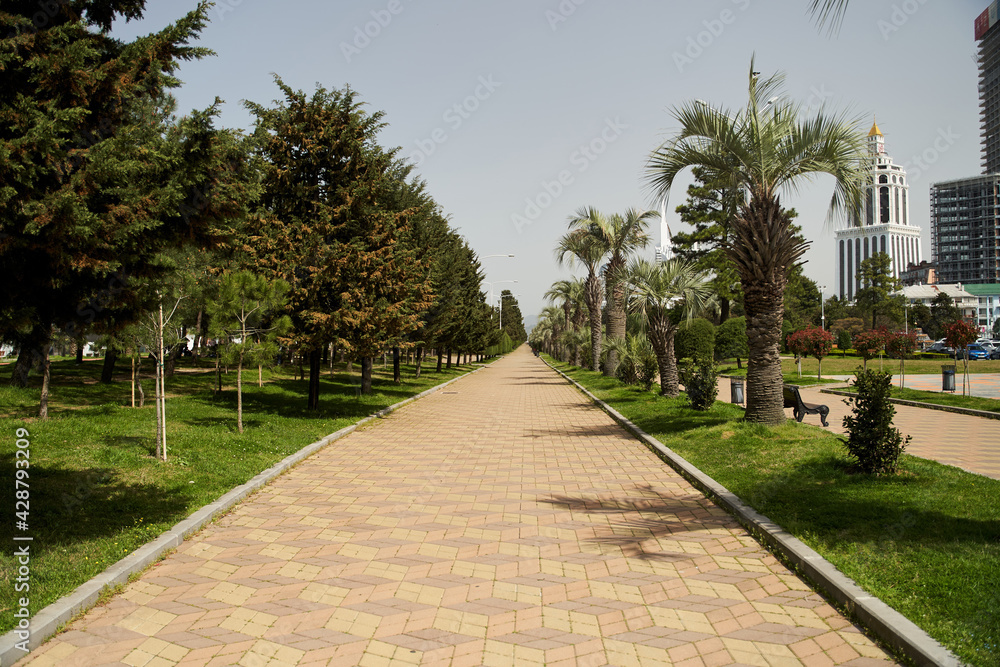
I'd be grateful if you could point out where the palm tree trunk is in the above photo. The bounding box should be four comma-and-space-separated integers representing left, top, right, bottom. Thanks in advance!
742, 277, 786, 424
605, 261, 626, 377
651, 319, 680, 397
586, 273, 603, 372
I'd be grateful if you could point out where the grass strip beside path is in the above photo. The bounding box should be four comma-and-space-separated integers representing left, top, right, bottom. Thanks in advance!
546, 358, 1000, 667
0, 357, 480, 634
830, 385, 1000, 416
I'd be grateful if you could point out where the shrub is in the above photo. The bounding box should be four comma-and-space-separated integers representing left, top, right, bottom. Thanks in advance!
842, 369, 911, 475
715, 317, 748, 367
611, 333, 657, 391
680, 358, 718, 411
836, 329, 852, 353
674, 318, 715, 363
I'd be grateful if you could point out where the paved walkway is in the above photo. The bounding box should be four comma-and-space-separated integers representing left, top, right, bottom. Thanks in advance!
20, 348, 892, 666
722, 377, 1000, 480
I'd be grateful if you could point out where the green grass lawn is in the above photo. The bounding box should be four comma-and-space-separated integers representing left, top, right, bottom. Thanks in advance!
546, 357, 1000, 667
718, 363, 842, 386
780, 354, 1000, 378
830, 385, 1000, 415
0, 355, 479, 634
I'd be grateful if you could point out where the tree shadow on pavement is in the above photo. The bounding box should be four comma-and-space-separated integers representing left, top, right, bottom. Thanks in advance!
541, 484, 739, 562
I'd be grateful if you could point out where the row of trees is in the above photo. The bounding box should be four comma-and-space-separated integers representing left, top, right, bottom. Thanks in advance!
536, 58, 871, 423
1, 2, 523, 437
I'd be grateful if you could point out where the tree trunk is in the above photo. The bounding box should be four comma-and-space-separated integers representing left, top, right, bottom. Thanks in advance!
38, 343, 51, 419
307, 348, 321, 410
322, 345, 329, 365
415, 346, 424, 379
605, 258, 626, 377
131, 353, 136, 407
586, 273, 603, 372
11, 346, 32, 388
393, 347, 401, 384
651, 319, 680, 397
216, 355, 222, 394
258, 364, 263, 387
436, 349, 443, 373
101, 347, 118, 384
446, 349, 452, 369
361, 356, 373, 395
192, 309, 203, 361
742, 277, 787, 425
346, 357, 353, 373
237, 352, 244, 434
720, 297, 731, 324
75, 337, 84, 364
165, 344, 180, 377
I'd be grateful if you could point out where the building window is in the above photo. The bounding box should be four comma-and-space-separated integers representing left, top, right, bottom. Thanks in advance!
880, 186, 890, 224
866, 190, 874, 226
879, 175, 888, 184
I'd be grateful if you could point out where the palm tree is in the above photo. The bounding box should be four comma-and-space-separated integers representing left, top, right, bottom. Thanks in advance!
570, 206, 654, 378
646, 59, 865, 422
540, 306, 565, 360
808, 0, 851, 34
555, 227, 608, 372
627, 258, 714, 397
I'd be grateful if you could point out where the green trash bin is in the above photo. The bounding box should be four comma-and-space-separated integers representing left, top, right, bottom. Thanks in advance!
942, 365, 956, 392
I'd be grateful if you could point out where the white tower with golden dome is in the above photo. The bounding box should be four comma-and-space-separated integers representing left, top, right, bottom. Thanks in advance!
834, 120, 922, 301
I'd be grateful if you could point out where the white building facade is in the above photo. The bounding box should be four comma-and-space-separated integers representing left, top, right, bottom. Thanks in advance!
835, 122, 923, 301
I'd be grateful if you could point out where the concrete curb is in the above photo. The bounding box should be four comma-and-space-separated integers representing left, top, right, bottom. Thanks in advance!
0, 361, 497, 667
820, 388, 1000, 421
543, 360, 962, 667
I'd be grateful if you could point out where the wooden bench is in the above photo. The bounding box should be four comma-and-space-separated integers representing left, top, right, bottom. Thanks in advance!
783, 385, 829, 427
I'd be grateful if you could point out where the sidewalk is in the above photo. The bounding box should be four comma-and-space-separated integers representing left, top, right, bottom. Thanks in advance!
20, 348, 892, 666
720, 377, 1000, 480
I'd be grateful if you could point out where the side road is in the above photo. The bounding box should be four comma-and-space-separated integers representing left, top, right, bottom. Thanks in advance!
719, 378, 1000, 480
20, 348, 892, 666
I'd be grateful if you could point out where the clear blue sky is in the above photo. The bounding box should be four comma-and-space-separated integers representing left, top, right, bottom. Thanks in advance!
115, 1, 986, 329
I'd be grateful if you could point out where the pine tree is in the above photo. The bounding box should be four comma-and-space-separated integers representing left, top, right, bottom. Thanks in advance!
1, 2, 251, 415
242, 79, 431, 403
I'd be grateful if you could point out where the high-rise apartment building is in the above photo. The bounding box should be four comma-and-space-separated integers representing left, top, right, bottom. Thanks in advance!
931, 174, 1000, 283
835, 122, 922, 300
977, 3, 1000, 173
926, 4, 1000, 288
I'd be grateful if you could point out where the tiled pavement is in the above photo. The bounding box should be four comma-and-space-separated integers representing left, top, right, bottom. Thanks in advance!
721, 376, 1000, 480
21, 348, 894, 667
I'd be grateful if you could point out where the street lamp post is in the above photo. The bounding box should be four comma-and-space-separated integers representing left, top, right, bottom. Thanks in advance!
819, 285, 826, 330
481, 254, 514, 305
484, 279, 517, 310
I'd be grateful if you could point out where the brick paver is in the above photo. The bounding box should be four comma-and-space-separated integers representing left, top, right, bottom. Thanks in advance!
721, 376, 1000, 479
20, 348, 893, 666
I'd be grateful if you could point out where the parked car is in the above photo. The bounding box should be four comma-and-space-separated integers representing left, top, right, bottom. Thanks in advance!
927, 339, 955, 355
956, 344, 991, 360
